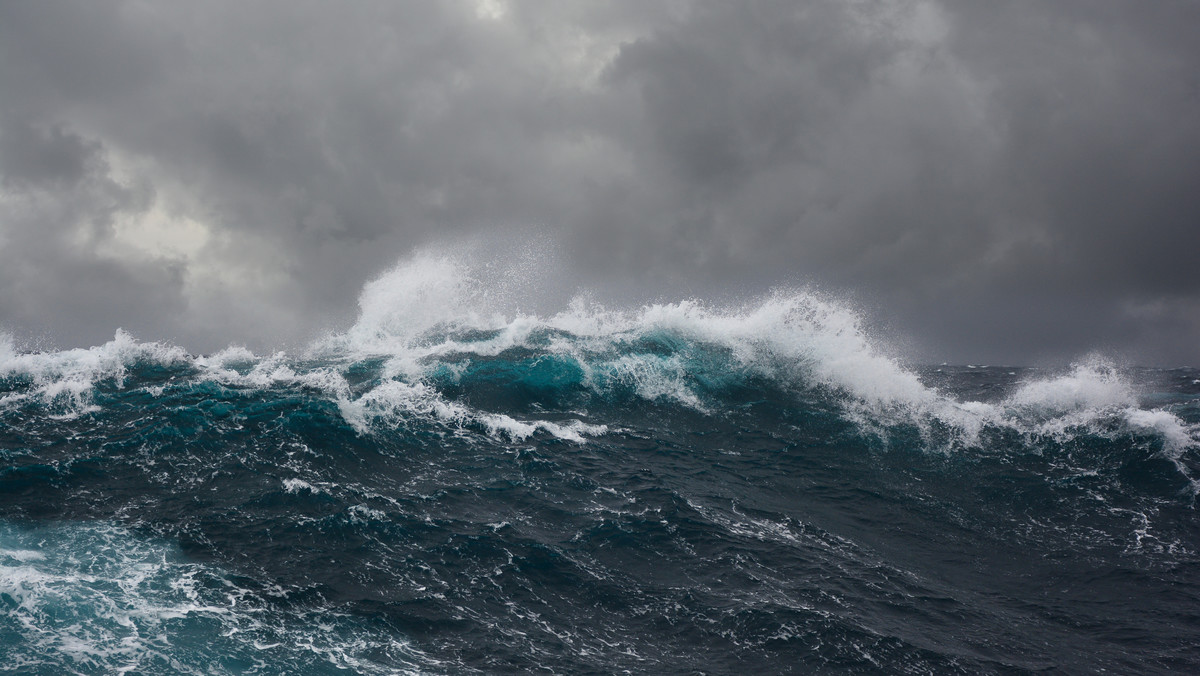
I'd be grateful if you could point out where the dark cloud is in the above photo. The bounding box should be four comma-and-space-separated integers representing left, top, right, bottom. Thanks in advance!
0, 121, 100, 189
0, 1, 1197, 363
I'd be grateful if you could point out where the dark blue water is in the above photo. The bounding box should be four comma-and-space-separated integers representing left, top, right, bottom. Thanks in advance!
2, 256, 1199, 674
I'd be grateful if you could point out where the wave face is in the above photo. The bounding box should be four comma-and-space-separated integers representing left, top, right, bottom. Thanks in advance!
3, 252, 1200, 674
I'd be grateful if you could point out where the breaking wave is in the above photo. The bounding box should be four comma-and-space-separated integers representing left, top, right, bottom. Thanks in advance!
3, 250, 1196, 463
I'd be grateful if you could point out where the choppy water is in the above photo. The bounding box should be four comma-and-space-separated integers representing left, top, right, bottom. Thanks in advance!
2, 253, 1198, 674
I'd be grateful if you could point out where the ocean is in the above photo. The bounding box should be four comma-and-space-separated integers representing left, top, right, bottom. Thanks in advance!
2, 254, 1198, 674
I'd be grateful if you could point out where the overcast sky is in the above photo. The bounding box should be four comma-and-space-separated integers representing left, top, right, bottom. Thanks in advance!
1, 0, 1198, 364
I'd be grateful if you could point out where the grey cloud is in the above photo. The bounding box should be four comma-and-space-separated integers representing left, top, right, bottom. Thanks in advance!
0, 141, 184, 348
0, 120, 101, 189
1, 1, 1197, 363
585, 0, 1200, 362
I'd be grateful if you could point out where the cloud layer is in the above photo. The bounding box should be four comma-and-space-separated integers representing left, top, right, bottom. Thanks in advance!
2, 1, 1197, 363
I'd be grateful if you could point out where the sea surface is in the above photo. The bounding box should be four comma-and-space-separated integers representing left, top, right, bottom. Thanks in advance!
2, 254, 1199, 674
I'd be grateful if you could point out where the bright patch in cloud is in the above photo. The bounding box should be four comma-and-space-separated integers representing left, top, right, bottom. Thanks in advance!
112, 205, 210, 259
474, 0, 508, 21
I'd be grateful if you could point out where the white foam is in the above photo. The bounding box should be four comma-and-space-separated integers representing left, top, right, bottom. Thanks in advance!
0, 332, 16, 366
0, 329, 190, 417
892, 358, 1200, 475
339, 379, 605, 443
1125, 408, 1195, 456
1005, 356, 1133, 414
0, 520, 430, 674
282, 478, 322, 494
590, 352, 710, 412
348, 504, 388, 523
198, 351, 351, 397
196, 344, 258, 368
334, 253, 508, 355
0, 548, 45, 562
994, 359, 1195, 454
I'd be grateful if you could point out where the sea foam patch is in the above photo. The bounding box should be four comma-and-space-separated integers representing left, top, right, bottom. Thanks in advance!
0, 520, 430, 675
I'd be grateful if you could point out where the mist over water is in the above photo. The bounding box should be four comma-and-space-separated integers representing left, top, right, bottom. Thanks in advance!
2, 245, 1199, 673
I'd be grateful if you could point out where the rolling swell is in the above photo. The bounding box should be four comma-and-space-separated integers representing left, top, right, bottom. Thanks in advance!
2, 253, 1199, 674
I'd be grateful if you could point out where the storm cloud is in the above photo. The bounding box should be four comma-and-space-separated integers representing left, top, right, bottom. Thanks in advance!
1, 0, 1197, 363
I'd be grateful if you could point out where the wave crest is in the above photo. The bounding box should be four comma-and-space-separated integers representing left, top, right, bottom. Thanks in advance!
2, 251, 1197, 473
